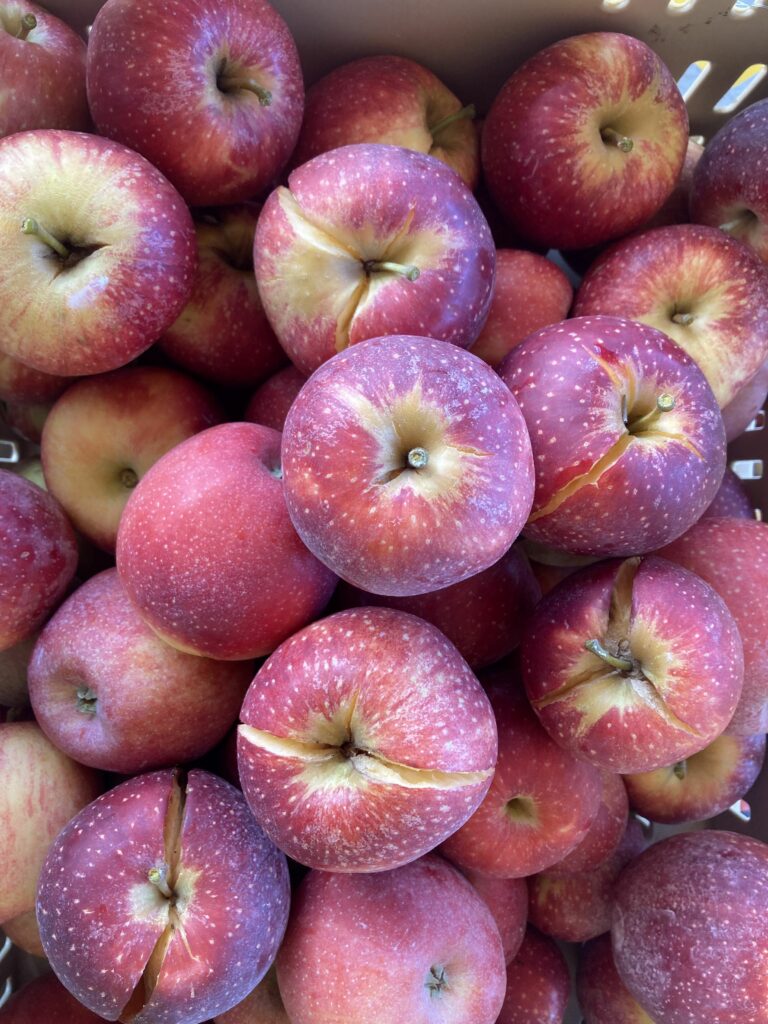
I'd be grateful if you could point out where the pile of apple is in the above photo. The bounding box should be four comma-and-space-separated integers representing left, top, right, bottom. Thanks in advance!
3, 0, 768, 1022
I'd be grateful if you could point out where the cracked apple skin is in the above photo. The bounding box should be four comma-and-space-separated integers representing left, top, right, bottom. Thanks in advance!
237, 607, 497, 873
521, 555, 744, 774
498, 315, 726, 557
36, 769, 290, 1024
281, 334, 534, 597
254, 142, 495, 376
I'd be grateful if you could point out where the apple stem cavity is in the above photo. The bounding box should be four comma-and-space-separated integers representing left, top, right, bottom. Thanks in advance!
407, 447, 429, 469
15, 13, 36, 39
719, 210, 757, 234
120, 467, 139, 489
218, 73, 272, 106
428, 103, 476, 136
629, 394, 676, 433
585, 638, 633, 672
148, 865, 175, 901
75, 686, 98, 715
21, 217, 69, 259
363, 259, 420, 281
673, 760, 687, 780
426, 965, 448, 997
601, 127, 634, 153
671, 311, 695, 325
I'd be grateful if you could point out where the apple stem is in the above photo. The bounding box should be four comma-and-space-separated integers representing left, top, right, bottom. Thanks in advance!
120, 467, 138, 489
15, 13, 36, 39
428, 103, 476, 136
630, 394, 676, 432
672, 760, 687, 780
363, 259, 420, 281
407, 447, 429, 469
671, 311, 695, 325
218, 75, 272, 106
601, 127, 633, 153
148, 866, 174, 901
585, 638, 633, 672
21, 217, 69, 259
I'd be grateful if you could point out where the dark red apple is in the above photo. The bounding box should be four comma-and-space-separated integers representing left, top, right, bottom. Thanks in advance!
552, 771, 628, 875
244, 365, 306, 432
462, 870, 528, 964
0, 973, 107, 1022
702, 466, 754, 520
577, 933, 654, 1024
497, 926, 570, 1024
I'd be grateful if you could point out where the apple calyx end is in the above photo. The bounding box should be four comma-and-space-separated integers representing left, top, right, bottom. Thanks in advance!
425, 965, 448, 997
75, 686, 98, 716
21, 217, 70, 259
428, 103, 476, 137
15, 13, 36, 39
363, 259, 420, 281
585, 638, 633, 673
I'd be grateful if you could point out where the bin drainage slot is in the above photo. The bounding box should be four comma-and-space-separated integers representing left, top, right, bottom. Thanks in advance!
730, 459, 764, 480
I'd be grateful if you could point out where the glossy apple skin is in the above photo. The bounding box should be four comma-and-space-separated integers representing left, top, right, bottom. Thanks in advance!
87, 0, 304, 206
439, 678, 602, 878
237, 607, 497, 872
281, 335, 534, 597
37, 769, 290, 1024
521, 556, 743, 774
498, 315, 727, 556
528, 818, 647, 944
245, 365, 306, 431
623, 732, 766, 825
497, 927, 570, 1024
462, 871, 528, 964
276, 855, 506, 1024
702, 466, 754, 520
553, 771, 628, 874
0, 130, 196, 377
0, 471, 78, 651
0, 721, 102, 924
116, 422, 338, 660
612, 830, 768, 1024
0, 0, 89, 139
659, 518, 768, 734
41, 367, 223, 552
159, 205, 287, 388
0, 352, 71, 404
254, 144, 495, 375
335, 544, 541, 669
28, 569, 253, 774
577, 933, 654, 1024
690, 98, 768, 266
573, 225, 768, 437
482, 32, 688, 250
291, 54, 479, 188
0, 973, 107, 1022
214, 966, 289, 1024
468, 250, 573, 367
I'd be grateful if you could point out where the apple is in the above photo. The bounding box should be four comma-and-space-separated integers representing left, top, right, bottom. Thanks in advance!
577, 933, 654, 1024
522, 541, 599, 597
573, 224, 768, 440
612, 830, 768, 1024
40, 366, 223, 552
280, 334, 534, 596
159, 205, 288, 388
0, 470, 77, 651
498, 315, 727, 556
276, 854, 507, 1024
28, 568, 253, 774
496, 927, 570, 1024
254, 143, 495, 375
214, 967, 288, 1024
439, 673, 602, 878
0, 720, 102, 925
245, 365, 306, 432
468, 250, 573, 367
689, 98, 768, 266
0, 0, 89, 139
521, 555, 744, 774
291, 54, 479, 188
0, 353, 70, 404
334, 543, 541, 670
623, 732, 766, 825
116, 422, 338, 661
37, 768, 291, 1023
1, 909, 44, 959
481, 32, 688, 250
658, 517, 768, 734
642, 137, 703, 230
0, 634, 36, 708
702, 466, 754, 520
237, 607, 497, 872
87, 0, 304, 207
0, 972, 107, 1022
0, 129, 197, 377
461, 871, 528, 964
552, 771, 628, 875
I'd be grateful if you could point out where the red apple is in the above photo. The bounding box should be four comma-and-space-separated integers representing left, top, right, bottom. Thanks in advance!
0, 470, 77, 651
116, 422, 338, 660
87, 0, 304, 207
641, 137, 703, 231
497, 927, 570, 1024
276, 854, 506, 1024
577, 933, 654, 1024
573, 225, 768, 440
690, 98, 768, 266
612, 830, 768, 1024
439, 675, 602, 878
468, 250, 573, 367
37, 769, 290, 1023
335, 543, 541, 670
0, 973, 107, 1022
498, 315, 727, 556
462, 871, 528, 964
281, 334, 534, 596
0, 130, 196, 376
214, 967, 288, 1024
0, 353, 70, 404
159, 205, 288, 388
521, 556, 744, 774
658, 517, 768, 734
245, 365, 306, 432
0, 0, 89, 139
237, 607, 497, 872
482, 32, 688, 250
28, 569, 253, 774
291, 54, 479, 188
40, 366, 222, 552
623, 732, 766, 825
702, 466, 754, 520
254, 143, 495, 375
552, 771, 628, 875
